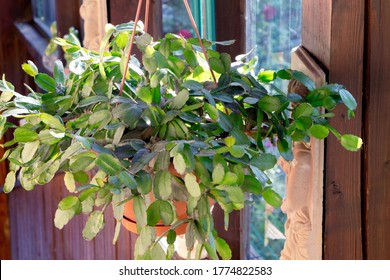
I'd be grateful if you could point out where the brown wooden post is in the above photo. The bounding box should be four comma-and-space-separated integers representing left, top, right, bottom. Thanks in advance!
364, 0, 390, 260
213, 0, 247, 260
55, 0, 82, 38
214, 0, 246, 58
0, 0, 33, 260
302, 0, 365, 259
0, 137, 11, 259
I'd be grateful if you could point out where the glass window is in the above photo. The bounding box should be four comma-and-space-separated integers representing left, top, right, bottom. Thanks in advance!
31, 0, 56, 36
249, 0, 302, 71
162, 0, 215, 41
246, 0, 302, 260
162, 0, 193, 37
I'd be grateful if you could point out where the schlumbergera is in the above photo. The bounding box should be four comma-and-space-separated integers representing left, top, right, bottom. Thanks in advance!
0, 21, 362, 260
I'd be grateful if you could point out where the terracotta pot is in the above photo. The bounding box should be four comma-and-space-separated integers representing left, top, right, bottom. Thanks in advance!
122, 196, 189, 236
122, 163, 192, 236
122, 164, 214, 236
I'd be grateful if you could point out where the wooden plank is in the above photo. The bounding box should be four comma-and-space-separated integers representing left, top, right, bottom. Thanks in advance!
364, 0, 390, 260
0, 192, 11, 259
56, 0, 82, 38
55, 0, 82, 63
0, 138, 10, 260
108, 0, 162, 36
213, 0, 246, 260
302, 0, 332, 70
0, 0, 32, 260
214, 0, 245, 58
7, 173, 133, 259
302, 0, 364, 259
212, 206, 241, 260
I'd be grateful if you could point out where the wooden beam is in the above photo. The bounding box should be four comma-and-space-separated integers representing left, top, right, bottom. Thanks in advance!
364, 0, 390, 260
55, 0, 82, 38
0, 136, 10, 259
0, 0, 32, 260
302, 0, 365, 259
214, 0, 245, 58
213, 0, 246, 259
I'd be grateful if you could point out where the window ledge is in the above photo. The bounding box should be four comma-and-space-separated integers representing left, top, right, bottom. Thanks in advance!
15, 21, 58, 73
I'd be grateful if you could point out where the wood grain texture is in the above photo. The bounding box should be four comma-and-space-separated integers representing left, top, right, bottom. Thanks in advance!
364, 0, 390, 260
55, 0, 82, 38
108, 0, 162, 36
214, 0, 246, 58
7, 173, 134, 260
0, 192, 11, 259
302, 0, 332, 70
325, 0, 364, 260
213, 0, 246, 259
0, 0, 32, 260
302, 0, 364, 259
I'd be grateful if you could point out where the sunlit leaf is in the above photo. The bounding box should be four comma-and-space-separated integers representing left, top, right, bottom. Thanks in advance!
262, 188, 283, 208
340, 134, 363, 151
22, 60, 38, 77
310, 124, 329, 139
215, 237, 232, 260
82, 211, 105, 241
184, 173, 201, 199
95, 153, 123, 175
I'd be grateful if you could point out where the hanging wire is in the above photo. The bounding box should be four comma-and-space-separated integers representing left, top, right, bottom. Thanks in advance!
182, 0, 217, 83
144, 0, 151, 32
119, 0, 216, 96
119, 0, 144, 96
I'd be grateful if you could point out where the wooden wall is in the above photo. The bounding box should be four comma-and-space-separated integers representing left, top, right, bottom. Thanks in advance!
0, 0, 32, 261
303, 0, 390, 259
364, 0, 390, 260
302, 0, 365, 260
0, 140, 10, 259
8, 174, 135, 259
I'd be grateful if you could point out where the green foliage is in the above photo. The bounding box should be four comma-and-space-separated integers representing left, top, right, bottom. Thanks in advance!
0, 20, 362, 260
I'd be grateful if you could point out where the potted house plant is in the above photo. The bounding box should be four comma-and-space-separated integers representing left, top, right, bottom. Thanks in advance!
0, 20, 362, 260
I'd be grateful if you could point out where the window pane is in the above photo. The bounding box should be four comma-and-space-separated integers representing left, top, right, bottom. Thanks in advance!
246, 0, 302, 260
251, 0, 302, 71
31, 0, 56, 36
162, 0, 215, 41
162, 0, 194, 37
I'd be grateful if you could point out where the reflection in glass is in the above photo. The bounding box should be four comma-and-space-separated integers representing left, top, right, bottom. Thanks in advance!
32, 0, 56, 36
162, 0, 194, 37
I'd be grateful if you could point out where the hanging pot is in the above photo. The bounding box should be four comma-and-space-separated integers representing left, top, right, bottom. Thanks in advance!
122, 196, 189, 236
122, 163, 197, 236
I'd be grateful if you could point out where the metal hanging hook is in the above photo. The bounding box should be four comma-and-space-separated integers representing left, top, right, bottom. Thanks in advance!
119, 0, 144, 96
144, 0, 150, 32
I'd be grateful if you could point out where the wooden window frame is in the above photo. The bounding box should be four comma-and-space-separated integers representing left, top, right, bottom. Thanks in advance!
15, 0, 82, 73
31, 0, 57, 37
